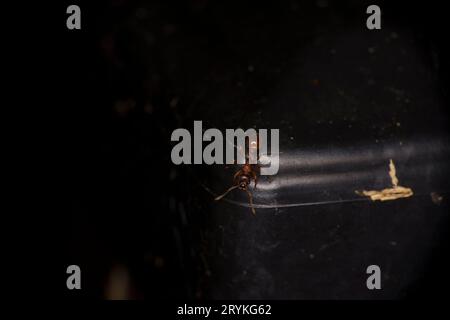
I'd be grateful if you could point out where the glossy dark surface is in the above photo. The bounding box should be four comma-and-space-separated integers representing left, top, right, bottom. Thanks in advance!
60, 1, 450, 299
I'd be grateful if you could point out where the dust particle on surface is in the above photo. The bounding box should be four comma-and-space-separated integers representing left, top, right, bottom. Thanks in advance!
430, 192, 443, 205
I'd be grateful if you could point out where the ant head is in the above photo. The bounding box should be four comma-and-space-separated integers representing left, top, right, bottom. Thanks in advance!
238, 175, 250, 189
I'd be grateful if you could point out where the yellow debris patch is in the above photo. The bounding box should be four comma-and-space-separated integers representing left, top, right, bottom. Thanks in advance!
356, 159, 413, 201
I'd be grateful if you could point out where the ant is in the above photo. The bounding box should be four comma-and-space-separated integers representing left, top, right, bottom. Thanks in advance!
215, 137, 259, 215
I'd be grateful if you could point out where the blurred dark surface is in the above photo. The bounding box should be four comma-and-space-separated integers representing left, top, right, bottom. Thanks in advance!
57, 0, 450, 299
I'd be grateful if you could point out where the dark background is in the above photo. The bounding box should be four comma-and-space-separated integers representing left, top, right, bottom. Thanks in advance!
51, 0, 450, 299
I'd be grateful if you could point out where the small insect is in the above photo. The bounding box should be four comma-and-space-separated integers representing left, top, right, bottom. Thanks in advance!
215, 137, 259, 215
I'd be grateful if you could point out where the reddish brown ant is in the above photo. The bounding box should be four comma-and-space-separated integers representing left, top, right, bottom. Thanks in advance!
215, 137, 259, 215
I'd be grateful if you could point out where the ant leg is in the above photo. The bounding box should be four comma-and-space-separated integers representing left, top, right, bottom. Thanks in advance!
233, 170, 243, 184
252, 171, 258, 189
245, 189, 256, 216
215, 185, 238, 201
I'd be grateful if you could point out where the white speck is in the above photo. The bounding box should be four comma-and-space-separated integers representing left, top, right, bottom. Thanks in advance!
248, 65, 254, 72
309, 254, 315, 259
368, 47, 375, 54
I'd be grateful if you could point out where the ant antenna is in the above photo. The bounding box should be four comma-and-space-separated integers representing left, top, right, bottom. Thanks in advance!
215, 185, 239, 201
215, 186, 256, 216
